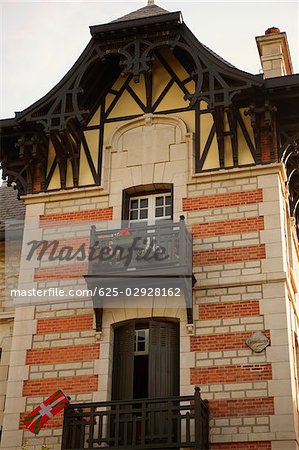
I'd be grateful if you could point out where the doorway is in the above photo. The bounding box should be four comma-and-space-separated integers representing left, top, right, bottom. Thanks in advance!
112, 319, 179, 402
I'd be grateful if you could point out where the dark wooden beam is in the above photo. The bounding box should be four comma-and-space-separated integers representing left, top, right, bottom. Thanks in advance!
213, 106, 225, 169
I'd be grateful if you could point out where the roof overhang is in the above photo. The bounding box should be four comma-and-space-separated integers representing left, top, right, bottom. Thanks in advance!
264, 73, 299, 89
90, 11, 182, 37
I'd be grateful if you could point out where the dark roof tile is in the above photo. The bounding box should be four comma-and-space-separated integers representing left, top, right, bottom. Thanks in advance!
0, 182, 25, 238
112, 4, 170, 23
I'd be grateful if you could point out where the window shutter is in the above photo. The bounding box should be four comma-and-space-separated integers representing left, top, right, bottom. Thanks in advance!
148, 320, 179, 399
112, 321, 135, 400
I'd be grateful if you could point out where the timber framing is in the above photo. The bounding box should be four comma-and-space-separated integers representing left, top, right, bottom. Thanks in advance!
0, 9, 299, 231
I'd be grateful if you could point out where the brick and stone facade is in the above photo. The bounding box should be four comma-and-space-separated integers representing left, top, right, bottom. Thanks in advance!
0, 4, 299, 450
1, 161, 298, 450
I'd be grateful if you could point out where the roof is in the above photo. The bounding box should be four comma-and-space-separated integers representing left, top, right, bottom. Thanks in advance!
201, 42, 236, 69
110, 3, 234, 73
1, 1, 264, 137
0, 182, 25, 240
112, 3, 170, 23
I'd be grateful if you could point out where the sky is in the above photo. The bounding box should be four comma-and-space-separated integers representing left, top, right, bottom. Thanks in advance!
0, 1, 298, 120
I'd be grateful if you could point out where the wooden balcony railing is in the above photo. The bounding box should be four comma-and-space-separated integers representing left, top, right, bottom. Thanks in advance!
87, 217, 192, 278
61, 388, 209, 450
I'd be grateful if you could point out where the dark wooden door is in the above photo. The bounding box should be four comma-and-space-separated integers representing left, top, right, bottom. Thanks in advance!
148, 320, 179, 399
110, 321, 135, 447
148, 320, 179, 443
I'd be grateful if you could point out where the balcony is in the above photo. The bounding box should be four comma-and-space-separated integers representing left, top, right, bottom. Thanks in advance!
61, 388, 209, 450
87, 217, 192, 280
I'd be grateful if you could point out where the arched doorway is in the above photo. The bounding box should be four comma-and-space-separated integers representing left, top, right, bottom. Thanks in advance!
112, 318, 179, 401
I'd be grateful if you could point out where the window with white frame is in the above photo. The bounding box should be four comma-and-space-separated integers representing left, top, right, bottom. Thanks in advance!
129, 193, 172, 223
134, 329, 149, 355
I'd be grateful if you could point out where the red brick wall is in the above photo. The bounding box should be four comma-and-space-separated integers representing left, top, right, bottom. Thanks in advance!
191, 364, 272, 384
36, 315, 94, 333
22, 309, 99, 432
193, 245, 266, 266
190, 330, 270, 351
26, 344, 100, 365
23, 375, 98, 396
209, 397, 274, 417
39, 236, 89, 253
192, 217, 264, 238
34, 263, 88, 280
32, 166, 42, 193
34, 245, 266, 279
260, 130, 272, 163
186, 181, 274, 437
199, 301, 260, 319
40, 207, 113, 227
183, 189, 263, 211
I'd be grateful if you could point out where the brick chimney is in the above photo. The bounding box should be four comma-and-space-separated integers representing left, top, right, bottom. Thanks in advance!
256, 27, 293, 78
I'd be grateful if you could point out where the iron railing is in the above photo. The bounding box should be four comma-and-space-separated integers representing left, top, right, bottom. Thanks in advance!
61, 388, 209, 450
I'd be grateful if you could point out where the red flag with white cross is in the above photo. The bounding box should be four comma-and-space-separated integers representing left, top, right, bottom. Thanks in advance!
24, 389, 70, 435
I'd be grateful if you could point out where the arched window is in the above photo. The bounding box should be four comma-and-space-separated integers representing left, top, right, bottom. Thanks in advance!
122, 184, 173, 223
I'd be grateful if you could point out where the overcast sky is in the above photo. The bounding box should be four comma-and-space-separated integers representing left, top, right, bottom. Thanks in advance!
0, 0, 298, 121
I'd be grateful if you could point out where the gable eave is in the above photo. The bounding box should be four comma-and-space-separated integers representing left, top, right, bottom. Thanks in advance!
0, 117, 17, 129
14, 38, 95, 124
90, 11, 182, 36
2, 12, 267, 133
264, 73, 299, 89
12, 12, 183, 130
181, 23, 263, 87
9, 14, 184, 132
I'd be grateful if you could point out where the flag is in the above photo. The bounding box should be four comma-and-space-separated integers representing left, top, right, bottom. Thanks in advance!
24, 389, 70, 435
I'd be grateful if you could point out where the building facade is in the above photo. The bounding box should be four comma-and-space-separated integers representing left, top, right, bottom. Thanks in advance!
0, 3, 299, 450
0, 184, 25, 446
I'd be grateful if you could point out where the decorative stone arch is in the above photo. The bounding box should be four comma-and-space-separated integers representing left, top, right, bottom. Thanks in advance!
103, 113, 193, 220
109, 113, 189, 150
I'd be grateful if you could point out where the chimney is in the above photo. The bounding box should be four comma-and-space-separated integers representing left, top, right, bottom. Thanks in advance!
256, 27, 293, 78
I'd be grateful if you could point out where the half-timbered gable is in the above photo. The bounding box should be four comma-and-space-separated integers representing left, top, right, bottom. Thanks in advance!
1, 5, 299, 229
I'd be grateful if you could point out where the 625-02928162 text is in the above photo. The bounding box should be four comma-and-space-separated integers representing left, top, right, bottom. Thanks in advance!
10, 287, 182, 298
